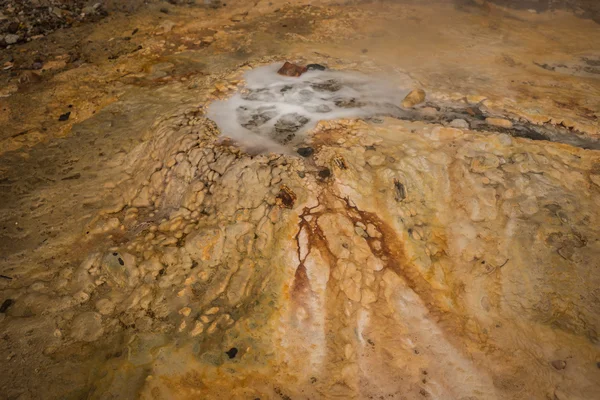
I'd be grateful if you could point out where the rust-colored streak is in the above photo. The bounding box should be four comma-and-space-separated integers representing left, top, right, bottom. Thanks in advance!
290, 201, 340, 319
335, 195, 474, 341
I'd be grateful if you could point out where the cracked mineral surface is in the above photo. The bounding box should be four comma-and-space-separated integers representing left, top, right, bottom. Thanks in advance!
1, 1, 600, 399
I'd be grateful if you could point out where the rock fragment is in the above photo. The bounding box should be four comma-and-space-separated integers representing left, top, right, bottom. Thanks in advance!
318, 168, 332, 179
225, 347, 238, 359
306, 63, 326, 71
486, 117, 513, 128
401, 88, 426, 108
276, 185, 297, 209
297, 147, 314, 157
449, 119, 470, 129
0, 299, 14, 313
4, 34, 19, 45
277, 61, 307, 77
551, 360, 567, 370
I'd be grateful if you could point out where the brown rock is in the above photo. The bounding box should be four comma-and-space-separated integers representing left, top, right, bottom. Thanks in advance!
277, 61, 307, 77
275, 185, 296, 208
401, 88, 426, 108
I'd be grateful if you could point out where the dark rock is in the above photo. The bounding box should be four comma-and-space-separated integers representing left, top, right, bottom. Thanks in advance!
276, 186, 296, 208
551, 360, 567, 370
7, 22, 20, 34
160, 8, 169, 14
306, 63, 326, 71
334, 98, 365, 108
0, 299, 15, 313
394, 179, 406, 201
273, 113, 309, 144
225, 347, 238, 359
237, 105, 277, 130
58, 112, 71, 121
297, 147, 314, 157
318, 168, 332, 179
241, 88, 277, 102
311, 79, 341, 92
132, 28, 139, 35
277, 61, 307, 77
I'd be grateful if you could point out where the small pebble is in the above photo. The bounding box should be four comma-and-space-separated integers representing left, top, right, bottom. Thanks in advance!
225, 347, 238, 359
297, 147, 314, 157
318, 168, 331, 179
306, 63, 326, 71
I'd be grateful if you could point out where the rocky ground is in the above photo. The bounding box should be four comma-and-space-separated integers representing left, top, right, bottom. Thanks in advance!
0, 1, 599, 399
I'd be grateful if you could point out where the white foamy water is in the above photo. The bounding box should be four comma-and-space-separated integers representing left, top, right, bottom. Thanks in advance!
207, 63, 412, 153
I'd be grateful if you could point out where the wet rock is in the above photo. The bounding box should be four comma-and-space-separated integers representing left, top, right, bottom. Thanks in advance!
486, 117, 513, 128
71, 312, 104, 342
307, 104, 332, 113
238, 105, 277, 130
401, 88, 426, 108
273, 113, 309, 144
277, 61, 307, 77
297, 147, 314, 157
334, 98, 365, 108
311, 79, 341, 92
241, 88, 278, 102
551, 360, 567, 370
307, 63, 326, 71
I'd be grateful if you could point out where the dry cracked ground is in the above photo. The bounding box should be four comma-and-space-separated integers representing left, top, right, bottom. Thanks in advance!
1, 0, 600, 399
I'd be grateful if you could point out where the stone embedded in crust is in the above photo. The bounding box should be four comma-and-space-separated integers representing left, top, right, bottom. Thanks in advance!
277, 61, 308, 77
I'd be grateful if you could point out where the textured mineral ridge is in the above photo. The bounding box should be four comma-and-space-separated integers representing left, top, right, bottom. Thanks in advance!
0, 1, 599, 400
